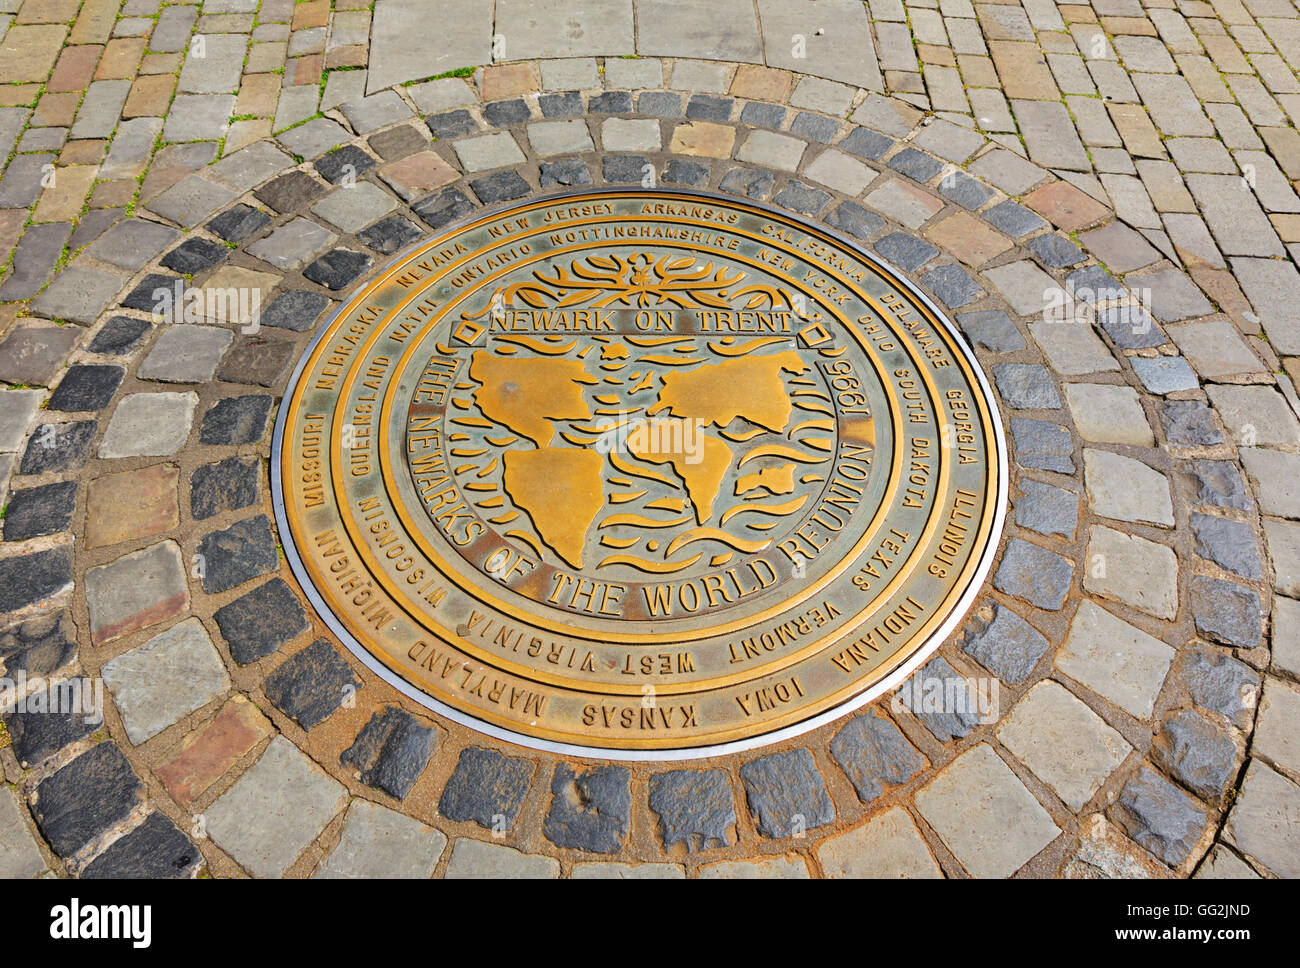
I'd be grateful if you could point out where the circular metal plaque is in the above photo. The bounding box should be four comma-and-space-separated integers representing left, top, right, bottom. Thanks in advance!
273, 188, 1007, 759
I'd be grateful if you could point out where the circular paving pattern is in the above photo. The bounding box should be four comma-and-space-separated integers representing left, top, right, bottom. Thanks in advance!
275, 188, 1004, 756
0, 46, 1294, 880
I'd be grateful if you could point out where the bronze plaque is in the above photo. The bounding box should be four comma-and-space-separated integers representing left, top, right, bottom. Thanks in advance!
273, 189, 1006, 758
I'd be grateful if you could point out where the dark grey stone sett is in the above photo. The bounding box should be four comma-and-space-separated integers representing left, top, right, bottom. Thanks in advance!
303, 249, 372, 290
602, 155, 650, 183
87, 316, 151, 355
47, 364, 124, 412
874, 232, 939, 271
216, 336, 297, 387
33, 742, 141, 857
839, 126, 894, 161
539, 159, 593, 187
908, 655, 987, 742
1155, 710, 1237, 800
199, 394, 273, 446
1159, 400, 1225, 447
1116, 766, 1206, 866
663, 159, 709, 187
358, 215, 424, 254
773, 180, 829, 215
196, 514, 277, 594
739, 747, 834, 839
1027, 234, 1086, 268
314, 145, 377, 184
1176, 649, 1259, 729
121, 273, 183, 314
1191, 512, 1262, 579
0, 546, 71, 614
260, 289, 333, 332
413, 186, 477, 229
826, 199, 884, 240
1190, 575, 1262, 648
887, 147, 943, 182
1188, 460, 1253, 511
790, 111, 839, 143
438, 746, 534, 829
994, 363, 1061, 409
264, 638, 359, 730
161, 238, 229, 275
82, 812, 199, 879
961, 602, 1050, 684
829, 714, 924, 803
984, 199, 1048, 238
208, 203, 272, 243
1066, 265, 1124, 303
19, 421, 97, 475
994, 537, 1073, 610
468, 170, 530, 203
3, 481, 77, 540
1015, 478, 1078, 538
686, 95, 732, 121
937, 170, 992, 209
647, 769, 736, 851
539, 91, 582, 117
483, 98, 530, 126
719, 166, 775, 200
190, 456, 259, 521
342, 706, 436, 800
1097, 305, 1166, 348
5, 681, 98, 767
1010, 417, 1074, 473
426, 110, 478, 140
636, 91, 682, 117
588, 91, 632, 114
739, 102, 785, 128
0, 610, 76, 677
543, 763, 631, 853
254, 170, 324, 212
956, 309, 1025, 352
922, 263, 980, 307
213, 577, 309, 664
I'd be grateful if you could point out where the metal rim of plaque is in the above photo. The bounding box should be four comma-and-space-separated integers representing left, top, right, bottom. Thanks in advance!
272, 187, 1009, 760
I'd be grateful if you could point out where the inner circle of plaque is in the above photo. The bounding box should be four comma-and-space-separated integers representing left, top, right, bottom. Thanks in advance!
273, 188, 1008, 759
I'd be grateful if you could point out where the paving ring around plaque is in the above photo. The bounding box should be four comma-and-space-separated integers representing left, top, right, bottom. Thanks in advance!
272, 187, 1009, 759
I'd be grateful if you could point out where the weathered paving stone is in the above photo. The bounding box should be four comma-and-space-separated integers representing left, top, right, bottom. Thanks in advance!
637, 92, 681, 118
206, 736, 347, 878
603, 155, 651, 183
200, 395, 274, 446
469, 171, 531, 203
1083, 449, 1173, 526
1097, 306, 1166, 350
1256, 679, 1300, 777
0, 787, 45, 878
0, 546, 72, 615
0, 326, 78, 386
208, 203, 272, 243
155, 698, 272, 805
647, 769, 736, 851
338, 706, 436, 800
426, 110, 479, 140
909, 654, 990, 742
101, 618, 230, 745
539, 91, 583, 118
87, 316, 151, 356
589, 91, 634, 115
937, 172, 992, 211
686, 95, 733, 122
1154, 710, 1238, 801
0, 610, 76, 679
874, 232, 939, 271
315, 145, 378, 185
31, 266, 128, 325
1223, 762, 1300, 878
213, 578, 309, 666
1027, 234, 1086, 268
81, 812, 200, 879
539, 160, 593, 187
915, 744, 1060, 878
303, 249, 373, 290
961, 603, 1050, 685
438, 747, 534, 830
816, 808, 943, 879
697, 857, 810, 879
1065, 384, 1154, 446
247, 220, 337, 271
543, 764, 631, 853
138, 327, 233, 384
740, 102, 785, 129
1132, 356, 1198, 395
1058, 600, 1174, 720
264, 638, 359, 730
313, 183, 400, 234
190, 457, 259, 521
984, 200, 1049, 238
2, 481, 76, 541
4, 682, 99, 768
1189, 460, 1252, 512
921, 264, 981, 308
316, 799, 447, 879
85, 541, 187, 646
1066, 266, 1124, 304
99, 392, 198, 458
444, 839, 559, 879
1159, 401, 1225, 448
829, 713, 924, 803
1190, 514, 1261, 581
993, 363, 1061, 409
1116, 766, 1207, 867
254, 171, 325, 213
791, 112, 840, 144
839, 127, 894, 162
993, 537, 1073, 610
121, 272, 184, 314
196, 514, 278, 595
33, 743, 142, 858
1196, 847, 1258, 880
997, 681, 1131, 811
261, 289, 333, 333
1190, 576, 1262, 649
160, 238, 229, 275
0, 223, 72, 300
888, 147, 944, 182
1015, 479, 1079, 538
217, 337, 297, 389
719, 166, 776, 201
738, 748, 834, 839
1175, 648, 1259, 731
359, 215, 424, 255
773, 181, 830, 215
1064, 814, 1176, 880
955, 309, 1025, 354
662, 159, 709, 187
45, 365, 123, 414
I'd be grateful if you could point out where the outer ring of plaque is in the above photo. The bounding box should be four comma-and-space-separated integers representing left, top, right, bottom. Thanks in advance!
272, 186, 1010, 761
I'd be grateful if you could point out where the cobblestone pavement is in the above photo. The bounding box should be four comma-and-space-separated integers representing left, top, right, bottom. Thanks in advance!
0, 0, 1298, 879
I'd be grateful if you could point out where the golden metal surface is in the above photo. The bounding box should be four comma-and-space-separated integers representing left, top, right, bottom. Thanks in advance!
276, 190, 1005, 755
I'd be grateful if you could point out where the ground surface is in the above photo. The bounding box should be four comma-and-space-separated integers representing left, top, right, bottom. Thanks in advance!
0, 0, 1298, 879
